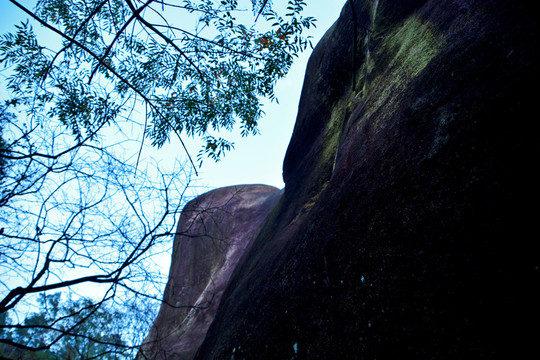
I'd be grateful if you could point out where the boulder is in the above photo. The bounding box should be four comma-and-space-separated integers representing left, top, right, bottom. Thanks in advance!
138, 185, 281, 360
142, 0, 539, 358
195, 0, 539, 358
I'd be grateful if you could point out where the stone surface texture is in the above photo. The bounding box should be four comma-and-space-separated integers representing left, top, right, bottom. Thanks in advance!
138, 185, 281, 360
196, 0, 538, 358
143, 0, 539, 358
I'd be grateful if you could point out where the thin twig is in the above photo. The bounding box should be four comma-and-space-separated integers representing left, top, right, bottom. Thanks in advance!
8, 0, 199, 175
88, 0, 156, 84
40, 0, 109, 85
124, 0, 208, 82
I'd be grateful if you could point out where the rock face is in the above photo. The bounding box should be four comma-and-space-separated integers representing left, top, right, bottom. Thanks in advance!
194, 0, 538, 359
144, 0, 539, 358
138, 185, 281, 360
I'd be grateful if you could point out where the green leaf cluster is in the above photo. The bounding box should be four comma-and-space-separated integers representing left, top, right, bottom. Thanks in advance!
0, 106, 10, 180
0, 293, 138, 360
0, 0, 316, 165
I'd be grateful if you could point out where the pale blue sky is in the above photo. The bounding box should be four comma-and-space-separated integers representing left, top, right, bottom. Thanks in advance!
0, 0, 349, 310
191, 0, 348, 190
0, 0, 348, 191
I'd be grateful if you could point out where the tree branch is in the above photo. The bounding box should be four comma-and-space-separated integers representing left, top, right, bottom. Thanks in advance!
40, 0, 109, 85
8, 0, 199, 175
123, 0, 207, 82
88, 0, 156, 84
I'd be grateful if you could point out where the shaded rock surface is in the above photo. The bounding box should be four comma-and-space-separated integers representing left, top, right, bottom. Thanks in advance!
138, 185, 281, 360
142, 0, 539, 358
193, 0, 539, 359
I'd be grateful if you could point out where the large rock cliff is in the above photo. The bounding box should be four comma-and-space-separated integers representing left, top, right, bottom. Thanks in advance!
144, 0, 539, 358
138, 185, 281, 359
